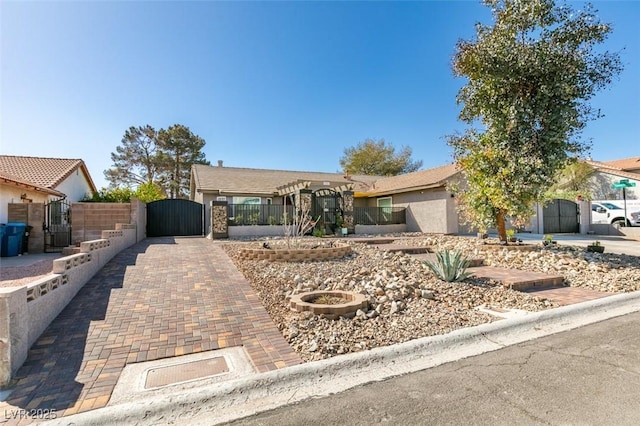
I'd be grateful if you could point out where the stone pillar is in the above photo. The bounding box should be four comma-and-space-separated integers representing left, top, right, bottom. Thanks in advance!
579, 200, 591, 234
342, 191, 355, 234
297, 189, 313, 214
211, 200, 228, 239
129, 198, 147, 242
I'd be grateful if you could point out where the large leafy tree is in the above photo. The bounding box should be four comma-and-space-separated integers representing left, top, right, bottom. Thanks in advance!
105, 124, 210, 198
157, 124, 210, 198
104, 125, 161, 188
340, 138, 422, 176
448, 0, 622, 241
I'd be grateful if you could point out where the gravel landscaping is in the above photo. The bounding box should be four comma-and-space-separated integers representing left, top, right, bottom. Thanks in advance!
0, 258, 57, 288
223, 234, 640, 362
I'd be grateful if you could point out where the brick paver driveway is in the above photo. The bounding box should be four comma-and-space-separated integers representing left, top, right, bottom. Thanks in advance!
0, 237, 300, 423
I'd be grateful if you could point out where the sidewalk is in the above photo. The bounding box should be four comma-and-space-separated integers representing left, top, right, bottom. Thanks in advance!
0, 238, 300, 423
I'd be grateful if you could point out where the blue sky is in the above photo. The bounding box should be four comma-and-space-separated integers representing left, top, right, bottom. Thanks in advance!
1, 1, 638, 190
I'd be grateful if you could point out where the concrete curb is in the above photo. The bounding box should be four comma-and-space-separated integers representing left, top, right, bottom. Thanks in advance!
47, 291, 640, 426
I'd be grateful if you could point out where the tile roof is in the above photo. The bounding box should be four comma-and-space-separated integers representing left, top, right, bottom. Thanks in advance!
364, 163, 460, 196
0, 155, 96, 192
601, 157, 640, 172
586, 159, 640, 182
191, 164, 379, 195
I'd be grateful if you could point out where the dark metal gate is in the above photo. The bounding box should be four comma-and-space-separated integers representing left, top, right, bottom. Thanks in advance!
147, 199, 204, 237
44, 198, 71, 252
312, 189, 343, 234
543, 199, 579, 234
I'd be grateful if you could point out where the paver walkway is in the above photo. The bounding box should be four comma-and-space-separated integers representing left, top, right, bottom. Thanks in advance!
0, 238, 300, 424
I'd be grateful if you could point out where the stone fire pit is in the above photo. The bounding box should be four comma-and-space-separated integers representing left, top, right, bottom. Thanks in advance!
289, 290, 368, 320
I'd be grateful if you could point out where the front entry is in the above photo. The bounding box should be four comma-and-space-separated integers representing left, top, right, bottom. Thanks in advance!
44, 198, 72, 252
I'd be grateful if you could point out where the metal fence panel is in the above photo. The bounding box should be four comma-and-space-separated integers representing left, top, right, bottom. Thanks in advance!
147, 199, 203, 237
354, 207, 406, 225
228, 204, 294, 226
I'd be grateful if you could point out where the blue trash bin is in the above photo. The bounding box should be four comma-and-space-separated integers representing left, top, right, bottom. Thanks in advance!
4, 222, 26, 257
0, 224, 6, 257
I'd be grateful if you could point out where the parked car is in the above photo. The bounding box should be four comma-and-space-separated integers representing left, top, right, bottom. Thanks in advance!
591, 202, 638, 227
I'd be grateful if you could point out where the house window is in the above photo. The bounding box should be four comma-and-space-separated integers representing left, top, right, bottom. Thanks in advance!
377, 197, 393, 222
233, 196, 261, 205
377, 197, 392, 208
230, 196, 262, 225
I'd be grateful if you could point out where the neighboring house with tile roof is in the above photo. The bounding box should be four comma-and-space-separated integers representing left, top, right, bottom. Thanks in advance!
601, 157, 640, 174
190, 161, 464, 235
0, 155, 97, 223
586, 158, 640, 200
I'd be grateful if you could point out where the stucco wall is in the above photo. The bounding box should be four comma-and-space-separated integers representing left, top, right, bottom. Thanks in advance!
390, 189, 455, 234
54, 169, 95, 202
592, 172, 639, 200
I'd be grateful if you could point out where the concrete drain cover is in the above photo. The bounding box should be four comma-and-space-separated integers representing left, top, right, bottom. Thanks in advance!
109, 346, 257, 406
475, 305, 530, 319
145, 356, 229, 389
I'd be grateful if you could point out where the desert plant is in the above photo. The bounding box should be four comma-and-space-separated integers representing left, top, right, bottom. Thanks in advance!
312, 227, 325, 238
283, 194, 318, 248
424, 249, 472, 282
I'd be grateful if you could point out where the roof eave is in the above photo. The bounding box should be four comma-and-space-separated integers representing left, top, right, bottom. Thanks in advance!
1, 176, 65, 197
364, 182, 448, 197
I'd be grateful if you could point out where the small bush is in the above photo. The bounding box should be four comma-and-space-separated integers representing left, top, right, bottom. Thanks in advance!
424, 249, 472, 282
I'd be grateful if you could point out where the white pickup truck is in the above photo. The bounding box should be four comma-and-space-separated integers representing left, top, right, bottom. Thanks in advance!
591, 201, 640, 227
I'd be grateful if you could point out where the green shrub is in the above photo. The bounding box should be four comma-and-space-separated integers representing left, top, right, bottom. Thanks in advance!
424, 249, 472, 282
83, 182, 165, 203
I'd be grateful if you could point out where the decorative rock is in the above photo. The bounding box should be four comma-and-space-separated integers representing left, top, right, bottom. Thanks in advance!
421, 289, 435, 299
223, 234, 639, 363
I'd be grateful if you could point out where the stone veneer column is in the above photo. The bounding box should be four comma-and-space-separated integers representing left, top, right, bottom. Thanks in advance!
342, 191, 354, 234
211, 200, 228, 239
297, 189, 313, 215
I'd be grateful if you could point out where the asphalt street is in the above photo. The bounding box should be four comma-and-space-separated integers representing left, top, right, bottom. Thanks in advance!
229, 311, 640, 426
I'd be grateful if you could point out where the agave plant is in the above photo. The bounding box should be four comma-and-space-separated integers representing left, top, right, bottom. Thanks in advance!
424, 249, 472, 282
